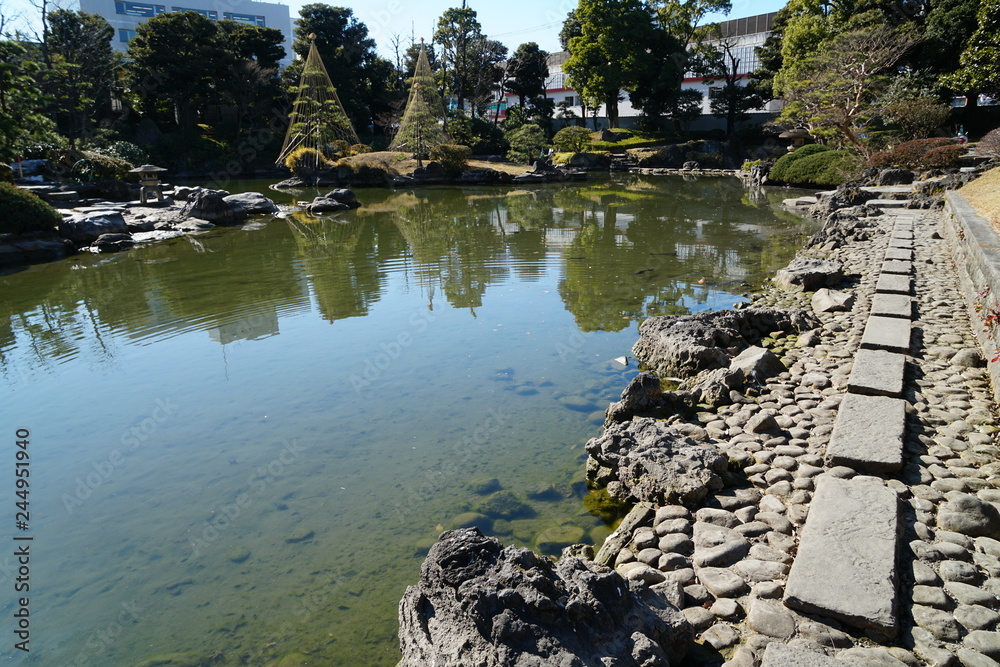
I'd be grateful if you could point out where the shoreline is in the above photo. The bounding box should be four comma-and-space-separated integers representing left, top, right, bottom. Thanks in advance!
397, 179, 1000, 666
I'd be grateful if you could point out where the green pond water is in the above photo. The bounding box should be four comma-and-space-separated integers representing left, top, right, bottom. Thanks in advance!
0, 175, 815, 666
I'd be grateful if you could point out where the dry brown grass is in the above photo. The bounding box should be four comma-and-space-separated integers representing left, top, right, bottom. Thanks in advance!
337, 151, 529, 177
959, 166, 1000, 229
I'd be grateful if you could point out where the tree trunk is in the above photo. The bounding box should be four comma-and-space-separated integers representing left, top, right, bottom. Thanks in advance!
605, 93, 619, 129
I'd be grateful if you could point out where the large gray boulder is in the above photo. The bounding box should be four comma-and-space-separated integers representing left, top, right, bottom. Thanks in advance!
181, 190, 243, 223
222, 192, 278, 216
774, 257, 844, 291
632, 307, 818, 378
398, 528, 692, 667
586, 417, 727, 506
812, 288, 856, 313
305, 197, 351, 214
58, 210, 128, 244
322, 188, 360, 207
729, 346, 786, 384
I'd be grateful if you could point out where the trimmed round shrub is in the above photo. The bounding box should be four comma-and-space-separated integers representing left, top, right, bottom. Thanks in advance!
0, 183, 62, 235
428, 144, 472, 175
867, 137, 956, 170
922, 145, 966, 169
769, 144, 832, 183
505, 123, 547, 164
349, 143, 373, 156
771, 149, 861, 187
284, 147, 332, 177
331, 140, 351, 157
553, 126, 593, 153
0, 164, 13, 183
977, 128, 1000, 157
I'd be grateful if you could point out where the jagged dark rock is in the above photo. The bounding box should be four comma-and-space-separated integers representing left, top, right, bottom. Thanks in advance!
398, 528, 692, 666
632, 307, 819, 378
810, 183, 872, 218
875, 169, 914, 186
222, 192, 279, 216
89, 232, 134, 253
808, 210, 882, 248
585, 417, 728, 506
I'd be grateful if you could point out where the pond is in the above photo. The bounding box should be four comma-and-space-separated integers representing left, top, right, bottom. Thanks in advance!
0, 175, 816, 666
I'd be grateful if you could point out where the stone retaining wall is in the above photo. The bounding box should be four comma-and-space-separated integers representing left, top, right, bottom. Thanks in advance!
944, 192, 1000, 401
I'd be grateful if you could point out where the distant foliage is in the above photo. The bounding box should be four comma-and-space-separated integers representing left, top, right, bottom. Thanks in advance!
91, 141, 149, 166
0, 183, 62, 234
284, 146, 332, 176
978, 128, 1000, 157
552, 126, 592, 153
868, 137, 958, 169
428, 144, 472, 175
349, 143, 373, 155
448, 114, 508, 155
0, 164, 13, 183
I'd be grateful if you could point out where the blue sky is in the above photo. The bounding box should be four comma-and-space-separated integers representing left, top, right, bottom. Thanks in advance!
1, 0, 787, 58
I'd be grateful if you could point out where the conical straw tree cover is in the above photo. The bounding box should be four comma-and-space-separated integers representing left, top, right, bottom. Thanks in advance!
276, 39, 359, 169
390, 43, 451, 157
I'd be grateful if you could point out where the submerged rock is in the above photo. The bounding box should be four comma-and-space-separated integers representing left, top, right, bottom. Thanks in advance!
586, 417, 727, 506
398, 528, 692, 666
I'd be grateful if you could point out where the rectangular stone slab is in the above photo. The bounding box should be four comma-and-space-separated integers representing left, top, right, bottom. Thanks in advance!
881, 260, 912, 275
784, 475, 900, 638
888, 238, 914, 249
875, 273, 913, 295
870, 293, 912, 320
827, 393, 906, 472
861, 316, 911, 354
884, 248, 913, 261
891, 228, 914, 239
848, 348, 906, 397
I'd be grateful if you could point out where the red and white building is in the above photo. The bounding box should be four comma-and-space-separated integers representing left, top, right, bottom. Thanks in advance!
500, 12, 782, 131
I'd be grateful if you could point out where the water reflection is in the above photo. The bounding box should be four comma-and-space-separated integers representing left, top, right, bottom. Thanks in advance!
1, 176, 810, 372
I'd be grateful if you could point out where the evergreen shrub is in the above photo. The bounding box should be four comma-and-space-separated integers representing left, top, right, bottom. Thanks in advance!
428, 144, 472, 175
867, 137, 957, 170
0, 183, 62, 235
768, 144, 832, 183
553, 126, 592, 153
978, 128, 1000, 156
771, 147, 861, 187
0, 164, 13, 183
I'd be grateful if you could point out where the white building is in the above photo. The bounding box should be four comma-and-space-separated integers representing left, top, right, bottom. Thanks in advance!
504, 11, 780, 132
79, 0, 293, 66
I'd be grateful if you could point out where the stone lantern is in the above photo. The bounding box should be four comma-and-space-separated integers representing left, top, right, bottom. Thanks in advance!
779, 128, 811, 153
129, 164, 168, 204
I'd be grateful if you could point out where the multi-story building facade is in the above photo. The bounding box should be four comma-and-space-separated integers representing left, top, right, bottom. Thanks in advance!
79, 0, 293, 66
503, 11, 780, 131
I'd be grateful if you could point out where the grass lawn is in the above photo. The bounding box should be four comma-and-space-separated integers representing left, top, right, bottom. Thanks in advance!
959, 166, 1000, 229
339, 151, 529, 176
586, 128, 681, 152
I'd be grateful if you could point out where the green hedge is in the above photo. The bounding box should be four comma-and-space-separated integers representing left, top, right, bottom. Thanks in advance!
769, 144, 832, 183
428, 144, 472, 175
770, 146, 861, 187
0, 183, 62, 235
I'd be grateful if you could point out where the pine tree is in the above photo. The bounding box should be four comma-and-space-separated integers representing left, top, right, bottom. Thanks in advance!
390, 43, 450, 158
276, 38, 358, 170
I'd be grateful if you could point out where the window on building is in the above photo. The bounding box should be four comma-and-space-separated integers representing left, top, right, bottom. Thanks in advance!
114, 1, 166, 17
564, 96, 575, 106
223, 12, 265, 26
709, 86, 723, 99
118, 28, 137, 41
171, 7, 218, 19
